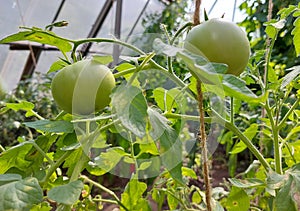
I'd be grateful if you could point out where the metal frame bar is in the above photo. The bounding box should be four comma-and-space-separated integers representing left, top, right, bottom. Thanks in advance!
112, 0, 123, 66
19, 0, 66, 80
81, 0, 114, 57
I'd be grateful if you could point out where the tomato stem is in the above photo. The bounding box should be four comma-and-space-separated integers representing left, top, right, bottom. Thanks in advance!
81, 175, 129, 211
40, 150, 72, 187
211, 108, 271, 170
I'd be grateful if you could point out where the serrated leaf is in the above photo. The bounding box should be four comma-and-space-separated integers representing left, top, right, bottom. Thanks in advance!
48, 180, 84, 205
0, 30, 72, 53
111, 84, 148, 138
229, 178, 265, 188
292, 17, 300, 56
23, 120, 74, 133
0, 177, 43, 211
281, 66, 300, 89
148, 108, 183, 184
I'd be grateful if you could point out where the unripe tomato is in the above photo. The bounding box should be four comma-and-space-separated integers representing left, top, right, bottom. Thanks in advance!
51, 59, 115, 115
184, 18, 250, 76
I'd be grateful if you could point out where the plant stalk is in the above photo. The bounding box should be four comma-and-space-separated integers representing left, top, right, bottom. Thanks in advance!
81, 175, 129, 211
197, 81, 212, 211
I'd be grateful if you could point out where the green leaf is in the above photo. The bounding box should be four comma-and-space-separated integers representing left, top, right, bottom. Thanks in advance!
111, 84, 148, 138
47, 59, 68, 73
267, 65, 278, 83
177, 50, 226, 85
167, 193, 179, 210
23, 120, 74, 133
265, 25, 277, 39
6, 101, 34, 111
265, 19, 286, 39
48, 180, 84, 205
178, 51, 261, 103
229, 178, 265, 188
225, 186, 250, 211
116, 62, 136, 71
0, 173, 22, 186
0, 177, 43, 211
153, 87, 185, 112
148, 108, 183, 184
221, 74, 261, 103
292, 17, 300, 57
230, 123, 258, 154
139, 161, 152, 170
283, 140, 300, 167
182, 167, 197, 179
275, 163, 300, 211
92, 55, 113, 65
93, 147, 127, 173
278, 5, 297, 19
138, 140, 159, 155
121, 178, 150, 211
153, 38, 182, 57
0, 143, 33, 174
0, 29, 72, 53
281, 66, 300, 89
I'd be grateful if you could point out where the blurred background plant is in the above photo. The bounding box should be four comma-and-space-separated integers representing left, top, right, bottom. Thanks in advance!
0, 72, 59, 147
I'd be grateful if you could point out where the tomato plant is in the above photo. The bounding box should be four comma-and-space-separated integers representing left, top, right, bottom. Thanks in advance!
51, 59, 115, 115
0, 1, 300, 211
184, 18, 250, 76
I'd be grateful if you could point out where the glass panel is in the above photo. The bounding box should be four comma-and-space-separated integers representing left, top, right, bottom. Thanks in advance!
0, 0, 61, 38
34, 51, 65, 74
0, 50, 29, 92
52, 0, 105, 39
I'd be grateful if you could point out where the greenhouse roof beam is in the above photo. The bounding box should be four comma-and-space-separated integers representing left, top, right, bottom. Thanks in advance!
81, 0, 114, 57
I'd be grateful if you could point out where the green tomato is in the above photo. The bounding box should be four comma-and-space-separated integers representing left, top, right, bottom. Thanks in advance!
184, 18, 250, 76
51, 59, 115, 115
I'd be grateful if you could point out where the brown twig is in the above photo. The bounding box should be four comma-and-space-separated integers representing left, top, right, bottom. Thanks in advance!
193, 0, 212, 210
197, 82, 212, 211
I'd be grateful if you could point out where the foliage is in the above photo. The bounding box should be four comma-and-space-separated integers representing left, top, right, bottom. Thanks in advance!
239, 0, 300, 68
0, 73, 59, 146
0, 2, 300, 210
